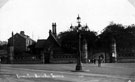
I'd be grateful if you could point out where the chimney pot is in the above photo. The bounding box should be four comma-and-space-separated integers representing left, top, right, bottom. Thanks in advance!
20, 31, 25, 35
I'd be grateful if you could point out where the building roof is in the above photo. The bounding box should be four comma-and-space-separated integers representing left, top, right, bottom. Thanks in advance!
35, 32, 61, 49
8, 32, 35, 43
49, 32, 61, 47
35, 39, 51, 49
17, 33, 36, 42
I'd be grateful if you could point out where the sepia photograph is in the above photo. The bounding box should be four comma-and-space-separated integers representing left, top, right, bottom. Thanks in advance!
0, 0, 135, 82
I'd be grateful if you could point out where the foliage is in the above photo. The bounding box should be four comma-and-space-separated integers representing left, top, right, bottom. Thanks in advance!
99, 23, 135, 57
58, 25, 97, 53
0, 41, 8, 50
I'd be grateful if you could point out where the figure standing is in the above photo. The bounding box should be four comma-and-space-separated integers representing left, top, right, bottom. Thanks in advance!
98, 56, 102, 67
94, 59, 96, 64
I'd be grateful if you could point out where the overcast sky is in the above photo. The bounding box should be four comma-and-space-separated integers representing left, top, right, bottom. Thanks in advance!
0, 0, 135, 41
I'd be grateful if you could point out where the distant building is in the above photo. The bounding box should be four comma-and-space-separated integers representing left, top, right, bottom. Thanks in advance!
0, 42, 8, 63
8, 31, 36, 54
0, 50, 8, 63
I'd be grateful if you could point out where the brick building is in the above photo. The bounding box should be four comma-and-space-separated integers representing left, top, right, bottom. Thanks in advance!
8, 31, 35, 54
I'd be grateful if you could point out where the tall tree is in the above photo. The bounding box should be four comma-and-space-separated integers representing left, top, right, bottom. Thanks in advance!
58, 25, 97, 53
99, 23, 135, 57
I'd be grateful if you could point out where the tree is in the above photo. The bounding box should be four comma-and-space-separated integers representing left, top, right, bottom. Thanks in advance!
58, 25, 97, 53
99, 23, 125, 49
99, 22, 135, 57
0, 41, 8, 50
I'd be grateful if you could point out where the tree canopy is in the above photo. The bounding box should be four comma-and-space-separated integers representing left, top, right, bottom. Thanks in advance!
98, 23, 135, 57
58, 22, 135, 57
58, 24, 97, 53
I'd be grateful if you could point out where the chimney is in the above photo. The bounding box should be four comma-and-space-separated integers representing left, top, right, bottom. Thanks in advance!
20, 31, 25, 35
49, 30, 51, 35
12, 32, 14, 37
52, 23, 57, 36
11, 31, 14, 46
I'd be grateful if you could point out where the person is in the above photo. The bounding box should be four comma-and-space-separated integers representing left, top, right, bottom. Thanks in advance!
93, 59, 96, 64
98, 56, 102, 67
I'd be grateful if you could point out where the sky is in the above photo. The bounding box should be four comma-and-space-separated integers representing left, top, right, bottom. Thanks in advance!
0, 0, 135, 41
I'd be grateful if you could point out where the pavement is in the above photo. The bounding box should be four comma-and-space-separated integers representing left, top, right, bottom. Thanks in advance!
0, 63, 135, 82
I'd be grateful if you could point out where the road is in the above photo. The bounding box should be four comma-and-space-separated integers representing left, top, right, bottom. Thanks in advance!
0, 63, 135, 82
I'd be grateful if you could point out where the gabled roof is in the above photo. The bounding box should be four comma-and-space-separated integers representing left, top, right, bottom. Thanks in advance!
35, 39, 51, 49
17, 33, 35, 42
35, 30, 61, 49
49, 32, 61, 47
9, 33, 35, 42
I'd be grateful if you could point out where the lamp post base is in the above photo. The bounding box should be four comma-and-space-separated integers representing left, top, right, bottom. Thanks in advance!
76, 63, 82, 71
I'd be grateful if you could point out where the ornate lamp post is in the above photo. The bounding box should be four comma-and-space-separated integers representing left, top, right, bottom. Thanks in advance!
75, 15, 83, 71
